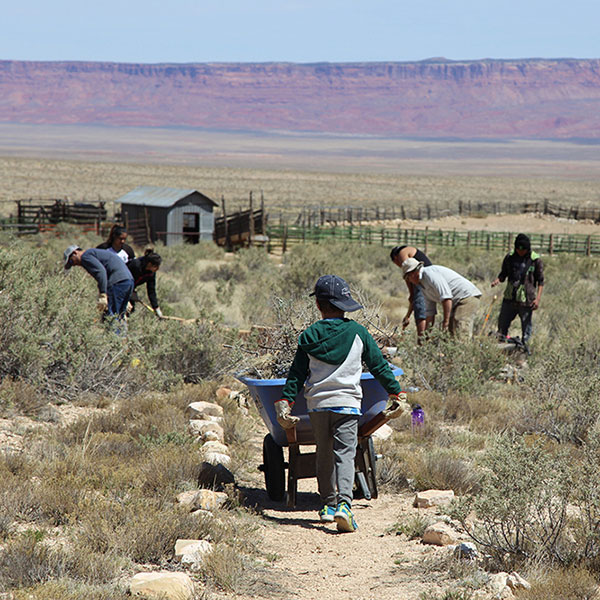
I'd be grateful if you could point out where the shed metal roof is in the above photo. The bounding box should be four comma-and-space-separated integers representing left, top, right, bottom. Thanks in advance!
115, 185, 217, 207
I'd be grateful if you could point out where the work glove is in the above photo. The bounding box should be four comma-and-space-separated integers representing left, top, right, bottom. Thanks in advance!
155, 307, 164, 319
97, 293, 108, 313
126, 302, 134, 316
383, 392, 411, 419
274, 399, 300, 430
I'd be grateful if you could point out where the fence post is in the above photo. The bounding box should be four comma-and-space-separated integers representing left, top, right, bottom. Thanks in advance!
424, 226, 429, 254
587, 235, 592, 256
549, 233, 554, 255
248, 191, 254, 247
144, 206, 151, 245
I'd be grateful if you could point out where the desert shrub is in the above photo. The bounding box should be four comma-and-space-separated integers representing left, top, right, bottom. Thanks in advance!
200, 542, 246, 592
395, 329, 505, 396
0, 531, 66, 589
449, 433, 574, 569
13, 581, 128, 600
73, 496, 210, 563
519, 343, 600, 444
0, 378, 47, 418
388, 513, 432, 539
521, 567, 599, 600
131, 318, 230, 383
379, 443, 479, 494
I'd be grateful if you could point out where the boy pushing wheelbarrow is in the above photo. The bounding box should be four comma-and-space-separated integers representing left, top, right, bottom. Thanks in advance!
275, 275, 410, 533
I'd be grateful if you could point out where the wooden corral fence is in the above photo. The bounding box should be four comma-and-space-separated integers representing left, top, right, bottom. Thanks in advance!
0, 199, 107, 236
292, 200, 600, 226
267, 224, 600, 256
214, 193, 268, 249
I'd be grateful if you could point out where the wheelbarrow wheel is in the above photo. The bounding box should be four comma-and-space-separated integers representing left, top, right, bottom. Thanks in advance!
262, 434, 285, 501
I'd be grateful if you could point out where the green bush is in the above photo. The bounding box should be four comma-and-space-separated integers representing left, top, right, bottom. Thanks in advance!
449, 433, 574, 569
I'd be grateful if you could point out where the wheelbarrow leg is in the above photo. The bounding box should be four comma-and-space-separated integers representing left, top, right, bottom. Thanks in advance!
286, 427, 299, 508
287, 443, 299, 507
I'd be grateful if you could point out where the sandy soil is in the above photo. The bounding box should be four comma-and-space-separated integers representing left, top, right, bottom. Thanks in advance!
242, 489, 458, 600
402, 212, 600, 235
215, 428, 477, 600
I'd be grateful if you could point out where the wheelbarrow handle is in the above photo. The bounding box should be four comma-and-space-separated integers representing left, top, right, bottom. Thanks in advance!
285, 427, 298, 445
358, 412, 389, 438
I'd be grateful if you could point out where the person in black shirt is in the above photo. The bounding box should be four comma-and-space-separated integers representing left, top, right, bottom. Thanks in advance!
390, 245, 432, 339
491, 233, 544, 346
127, 249, 164, 319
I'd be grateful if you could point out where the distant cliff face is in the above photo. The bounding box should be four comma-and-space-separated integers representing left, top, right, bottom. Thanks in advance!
1, 59, 599, 138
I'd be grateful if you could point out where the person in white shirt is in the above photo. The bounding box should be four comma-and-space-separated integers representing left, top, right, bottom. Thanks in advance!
401, 258, 482, 338
96, 225, 135, 263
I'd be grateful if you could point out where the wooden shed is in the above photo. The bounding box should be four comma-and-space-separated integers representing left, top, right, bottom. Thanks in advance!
115, 186, 218, 246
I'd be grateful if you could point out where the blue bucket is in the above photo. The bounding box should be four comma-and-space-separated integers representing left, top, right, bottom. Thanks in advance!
237, 366, 403, 447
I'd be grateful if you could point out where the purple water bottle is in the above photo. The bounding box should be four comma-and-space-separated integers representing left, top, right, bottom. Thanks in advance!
411, 404, 425, 430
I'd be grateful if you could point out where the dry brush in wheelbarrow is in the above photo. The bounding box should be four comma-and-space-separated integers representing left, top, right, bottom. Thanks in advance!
234, 293, 404, 507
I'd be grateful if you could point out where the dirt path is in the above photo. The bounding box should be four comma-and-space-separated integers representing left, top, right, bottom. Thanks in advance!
226, 435, 462, 600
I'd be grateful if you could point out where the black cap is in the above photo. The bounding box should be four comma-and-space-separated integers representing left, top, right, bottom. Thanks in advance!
515, 233, 531, 251
310, 275, 363, 312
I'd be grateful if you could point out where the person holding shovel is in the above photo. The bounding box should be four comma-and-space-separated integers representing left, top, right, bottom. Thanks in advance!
491, 233, 544, 348
126, 249, 164, 319
275, 275, 408, 533
63, 245, 134, 332
402, 258, 482, 339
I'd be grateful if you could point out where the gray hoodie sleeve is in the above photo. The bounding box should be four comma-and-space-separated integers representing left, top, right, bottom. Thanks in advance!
81, 252, 108, 294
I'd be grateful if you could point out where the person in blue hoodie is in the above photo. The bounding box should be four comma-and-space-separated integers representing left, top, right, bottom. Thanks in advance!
63, 245, 134, 331
275, 275, 408, 533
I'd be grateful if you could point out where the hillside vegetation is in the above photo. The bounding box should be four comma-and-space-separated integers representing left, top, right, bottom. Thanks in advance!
1, 229, 600, 598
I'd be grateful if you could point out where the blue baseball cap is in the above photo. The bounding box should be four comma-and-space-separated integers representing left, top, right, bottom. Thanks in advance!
310, 275, 363, 312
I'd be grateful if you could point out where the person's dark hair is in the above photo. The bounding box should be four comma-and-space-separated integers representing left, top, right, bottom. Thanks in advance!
390, 246, 407, 261
143, 248, 162, 267
316, 297, 341, 314
106, 224, 127, 245
514, 233, 531, 252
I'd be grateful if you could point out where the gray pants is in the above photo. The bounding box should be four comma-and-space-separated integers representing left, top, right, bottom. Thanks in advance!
309, 411, 359, 507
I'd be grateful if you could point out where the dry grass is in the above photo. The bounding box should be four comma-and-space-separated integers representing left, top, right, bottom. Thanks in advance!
1, 140, 599, 220
521, 567, 600, 600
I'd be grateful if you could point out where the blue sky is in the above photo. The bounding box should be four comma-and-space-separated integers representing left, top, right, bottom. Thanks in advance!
2, 0, 598, 64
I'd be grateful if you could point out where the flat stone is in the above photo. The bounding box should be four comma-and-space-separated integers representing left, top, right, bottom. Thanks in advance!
201, 440, 229, 455
507, 572, 531, 590
422, 522, 457, 546
176, 489, 228, 511
175, 539, 213, 570
130, 571, 194, 599
186, 401, 224, 419
189, 419, 224, 441
175, 538, 212, 559
413, 489, 455, 508
488, 572, 509, 594
453, 542, 478, 560
203, 451, 231, 467
215, 386, 233, 401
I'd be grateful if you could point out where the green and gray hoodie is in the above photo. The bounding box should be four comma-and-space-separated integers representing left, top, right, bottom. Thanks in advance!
281, 318, 401, 412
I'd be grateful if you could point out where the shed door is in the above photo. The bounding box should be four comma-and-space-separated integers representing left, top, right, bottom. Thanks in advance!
183, 212, 199, 244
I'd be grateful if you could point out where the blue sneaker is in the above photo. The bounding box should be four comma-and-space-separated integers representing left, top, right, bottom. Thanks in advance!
334, 502, 358, 532
319, 505, 336, 522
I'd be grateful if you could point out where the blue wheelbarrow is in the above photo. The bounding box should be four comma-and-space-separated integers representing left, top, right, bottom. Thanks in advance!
237, 366, 403, 507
